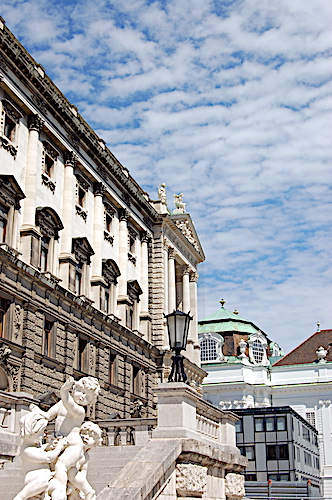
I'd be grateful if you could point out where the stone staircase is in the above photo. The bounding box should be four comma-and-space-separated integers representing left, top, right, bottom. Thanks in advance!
0, 445, 143, 500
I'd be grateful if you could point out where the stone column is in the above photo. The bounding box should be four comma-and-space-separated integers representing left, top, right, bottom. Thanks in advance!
190, 271, 200, 365
20, 114, 43, 263
60, 152, 76, 256
117, 209, 129, 324
182, 266, 191, 313
91, 183, 106, 306
22, 114, 43, 229
168, 248, 176, 313
58, 152, 76, 287
163, 241, 169, 315
139, 231, 152, 340
140, 232, 149, 314
118, 209, 129, 298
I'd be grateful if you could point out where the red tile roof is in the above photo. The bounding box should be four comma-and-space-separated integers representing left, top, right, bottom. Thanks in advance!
273, 329, 332, 366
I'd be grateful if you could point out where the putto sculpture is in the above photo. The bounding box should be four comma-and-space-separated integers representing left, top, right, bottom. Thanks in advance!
13, 376, 101, 500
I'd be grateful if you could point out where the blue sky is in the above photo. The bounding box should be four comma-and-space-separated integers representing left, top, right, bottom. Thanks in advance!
2, 0, 332, 353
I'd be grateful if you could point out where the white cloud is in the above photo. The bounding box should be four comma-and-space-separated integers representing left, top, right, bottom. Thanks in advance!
2, 0, 332, 353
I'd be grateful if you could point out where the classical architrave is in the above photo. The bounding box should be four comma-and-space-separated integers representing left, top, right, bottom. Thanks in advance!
35, 206, 63, 240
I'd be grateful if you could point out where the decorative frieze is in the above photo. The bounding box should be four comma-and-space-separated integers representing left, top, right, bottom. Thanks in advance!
176, 463, 207, 497
224, 473, 245, 500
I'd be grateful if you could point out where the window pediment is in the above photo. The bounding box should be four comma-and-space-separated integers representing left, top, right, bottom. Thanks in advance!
0, 175, 25, 209
127, 280, 143, 302
35, 207, 63, 239
72, 237, 94, 264
102, 259, 121, 286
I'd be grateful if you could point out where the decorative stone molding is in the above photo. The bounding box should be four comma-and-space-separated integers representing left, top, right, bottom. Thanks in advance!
140, 231, 150, 243
0, 135, 17, 157
182, 265, 191, 276
72, 237, 94, 264
118, 208, 129, 222
316, 346, 328, 363
41, 172, 56, 192
225, 473, 245, 499
104, 231, 114, 244
28, 113, 43, 132
104, 202, 116, 217
93, 182, 106, 196
42, 140, 59, 160
75, 204, 88, 221
176, 463, 207, 497
102, 259, 121, 286
75, 172, 90, 192
0, 174, 25, 209
64, 150, 77, 168
189, 271, 199, 282
247, 331, 269, 366
174, 219, 199, 251
128, 252, 137, 265
127, 280, 143, 303
168, 247, 176, 259
318, 400, 331, 407
35, 207, 64, 239
199, 333, 226, 362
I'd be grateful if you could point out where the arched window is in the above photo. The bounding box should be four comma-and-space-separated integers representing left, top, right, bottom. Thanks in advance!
248, 332, 269, 366
199, 333, 225, 363
252, 339, 265, 364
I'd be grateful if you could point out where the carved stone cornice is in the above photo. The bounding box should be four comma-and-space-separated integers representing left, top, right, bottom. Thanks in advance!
0, 174, 25, 209
93, 182, 106, 196
28, 113, 43, 132
72, 237, 94, 264
102, 259, 121, 286
42, 140, 59, 160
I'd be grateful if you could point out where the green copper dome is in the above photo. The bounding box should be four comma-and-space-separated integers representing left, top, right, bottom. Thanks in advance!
198, 300, 264, 336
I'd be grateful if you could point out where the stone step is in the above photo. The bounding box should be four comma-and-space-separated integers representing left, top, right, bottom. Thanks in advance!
0, 445, 144, 500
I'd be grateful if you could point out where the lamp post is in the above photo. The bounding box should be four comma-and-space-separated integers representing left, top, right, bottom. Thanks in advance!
164, 310, 193, 383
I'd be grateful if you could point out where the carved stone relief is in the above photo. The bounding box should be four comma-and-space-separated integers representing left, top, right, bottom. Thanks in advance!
176, 463, 207, 497
224, 472, 245, 499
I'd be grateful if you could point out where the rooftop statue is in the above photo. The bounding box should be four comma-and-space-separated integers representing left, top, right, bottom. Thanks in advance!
173, 193, 186, 214
13, 376, 101, 500
157, 183, 167, 205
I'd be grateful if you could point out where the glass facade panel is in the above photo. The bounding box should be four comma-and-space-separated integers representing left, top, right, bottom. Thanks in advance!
266, 417, 275, 431
255, 417, 264, 432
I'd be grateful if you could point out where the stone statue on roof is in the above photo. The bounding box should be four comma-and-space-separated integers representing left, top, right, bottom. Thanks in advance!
173, 193, 186, 214
158, 183, 167, 205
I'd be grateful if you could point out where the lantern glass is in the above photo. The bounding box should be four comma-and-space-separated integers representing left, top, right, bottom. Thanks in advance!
165, 310, 192, 351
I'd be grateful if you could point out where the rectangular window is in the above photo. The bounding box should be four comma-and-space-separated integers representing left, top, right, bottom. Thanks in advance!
266, 417, 275, 431
109, 352, 118, 386
306, 412, 316, 429
304, 451, 312, 466
0, 298, 9, 338
4, 114, 16, 142
40, 236, 50, 272
77, 337, 88, 373
0, 203, 8, 244
267, 444, 289, 460
255, 417, 264, 432
302, 425, 310, 441
245, 446, 255, 460
132, 365, 142, 395
267, 445, 277, 460
296, 446, 301, 463
245, 474, 257, 481
75, 263, 83, 295
43, 319, 55, 358
235, 419, 243, 433
126, 303, 134, 330
277, 416, 286, 431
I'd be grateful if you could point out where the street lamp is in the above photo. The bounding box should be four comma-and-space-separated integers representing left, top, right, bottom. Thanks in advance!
164, 310, 193, 383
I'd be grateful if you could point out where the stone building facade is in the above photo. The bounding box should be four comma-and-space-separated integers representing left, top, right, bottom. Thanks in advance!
0, 18, 205, 423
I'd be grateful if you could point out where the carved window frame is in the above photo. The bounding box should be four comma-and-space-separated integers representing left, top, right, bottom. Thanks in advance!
128, 226, 138, 264
0, 296, 10, 339
34, 207, 64, 274
199, 333, 226, 363
75, 172, 90, 221
0, 175, 25, 250
247, 332, 269, 366
103, 201, 115, 244
0, 98, 22, 157
43, 317, 56, 359
41, 141, 59, 192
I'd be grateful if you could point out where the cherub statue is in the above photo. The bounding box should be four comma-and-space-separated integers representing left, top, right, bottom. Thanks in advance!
173, 193, 186, 214
13, 410, 67, 500
33, 376, 100, 500
158, 183, 167, 205
66, 421, 102, 500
